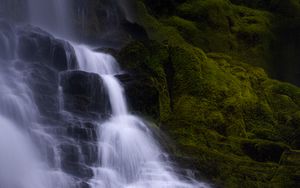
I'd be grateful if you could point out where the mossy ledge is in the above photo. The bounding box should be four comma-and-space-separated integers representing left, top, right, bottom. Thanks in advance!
118, 0, 300, 187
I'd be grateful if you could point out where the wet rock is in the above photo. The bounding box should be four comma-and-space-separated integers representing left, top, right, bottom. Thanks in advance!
241, 140, 289, 163
62, 161, 94, 178
117, 73, 160, 119
17, 26, 77, 70
60, 70, 110, 115
78, 181, 90, 188
80, 141, 98, 165
122, 21, 149, 41
67, 126, 97, 141
60, 143, 82, 164
24, 62, 60, 116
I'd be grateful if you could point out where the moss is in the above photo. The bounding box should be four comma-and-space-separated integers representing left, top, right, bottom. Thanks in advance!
268, 81, 300, 106
134, 1, 187, 45
177, 0, 233, 28
133, 0, 273, 71
230, 0, 300, 17
169, 46, 206, 98
172, 0, 273, 69
120, 0, 300, 186
241, 139, 289, 163
167, 129, 282, 187
161, 16, 204, 47
118, 40, 172, 120
250, 128, 282, 141
120, 36, 300, 185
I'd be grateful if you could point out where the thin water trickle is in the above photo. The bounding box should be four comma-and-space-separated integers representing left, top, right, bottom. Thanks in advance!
0, 58, 76, 188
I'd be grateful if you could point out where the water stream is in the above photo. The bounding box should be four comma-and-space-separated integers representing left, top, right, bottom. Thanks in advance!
74, 45, 207, 188
0, 0, 209, 187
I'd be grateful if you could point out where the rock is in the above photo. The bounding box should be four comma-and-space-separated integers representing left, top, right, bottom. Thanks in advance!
60, 70, 110, 115
67, 126, 97, 141
61, 161, 93, 178
73, 0, 130, 45
80, 141, 98, 165
78, 181, 90, 188
118, 35, 300, 186
117, 73, 160, 119
17, 26, 77, 71
122, 21, 149, 41
60, 143, 82, 164
118, 41, 170, 120
241, 140, 289, 163
24, 62, 60, 116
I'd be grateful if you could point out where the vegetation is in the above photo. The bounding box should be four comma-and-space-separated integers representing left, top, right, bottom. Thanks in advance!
117, 0, 300, 187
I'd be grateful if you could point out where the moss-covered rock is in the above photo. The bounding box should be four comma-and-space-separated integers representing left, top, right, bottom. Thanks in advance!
119, 36, 300, 186
118, 0, 300, 186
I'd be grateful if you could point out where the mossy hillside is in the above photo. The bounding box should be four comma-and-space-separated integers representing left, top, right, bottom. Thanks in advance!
118, 41, 172, 120
131, 0, 300, 141
177, 0, 273, 68
136, 0, 273, 69
228, 0, 300, 86
117, 0, 300, 187
119, 38, 300, 186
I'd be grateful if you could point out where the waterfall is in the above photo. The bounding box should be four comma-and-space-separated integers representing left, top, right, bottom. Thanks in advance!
73, 45, 208, 188
0, 26, 75, 187
0, 0, 210, 188
0, 115, 71, 188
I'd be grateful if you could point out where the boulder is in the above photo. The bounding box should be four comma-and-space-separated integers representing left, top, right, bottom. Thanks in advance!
241, 140, 289, 163
117, 73, 160, 119
61, 161, 93, 178
17, 26, 77, 71
60, 70, 110, 116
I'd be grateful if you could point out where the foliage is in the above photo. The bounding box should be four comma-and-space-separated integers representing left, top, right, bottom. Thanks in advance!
118, 0, 300, 186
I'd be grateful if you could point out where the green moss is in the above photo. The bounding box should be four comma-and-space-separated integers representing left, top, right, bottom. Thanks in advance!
177, 0, 233, 28
169, 46, 206, 98
118, 41, 172, 120
120, 0, 300, 186
241, 139, 289, 162
250, 128, 282, 141
135, 1, 187, 45
161, 16, 204, 47
174, 0, 273, 69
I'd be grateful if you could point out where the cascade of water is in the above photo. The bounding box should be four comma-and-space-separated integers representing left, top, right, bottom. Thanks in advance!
0, 115, 58, 188
74, 45, 208, 188
0, 0, 210, 187
0, 57, 75, 188
0, 1, 77, 187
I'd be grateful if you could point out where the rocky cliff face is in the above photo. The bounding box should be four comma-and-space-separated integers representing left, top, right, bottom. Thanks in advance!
115, 0, 300, 187
0, 20, 109, 187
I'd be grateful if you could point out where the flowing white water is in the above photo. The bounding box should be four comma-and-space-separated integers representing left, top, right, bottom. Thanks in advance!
0, 115, 70, 188
0, 2, 76, 186
74, 45, 208, 188
0, 0, 210, 187
0, 59, 75, 188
